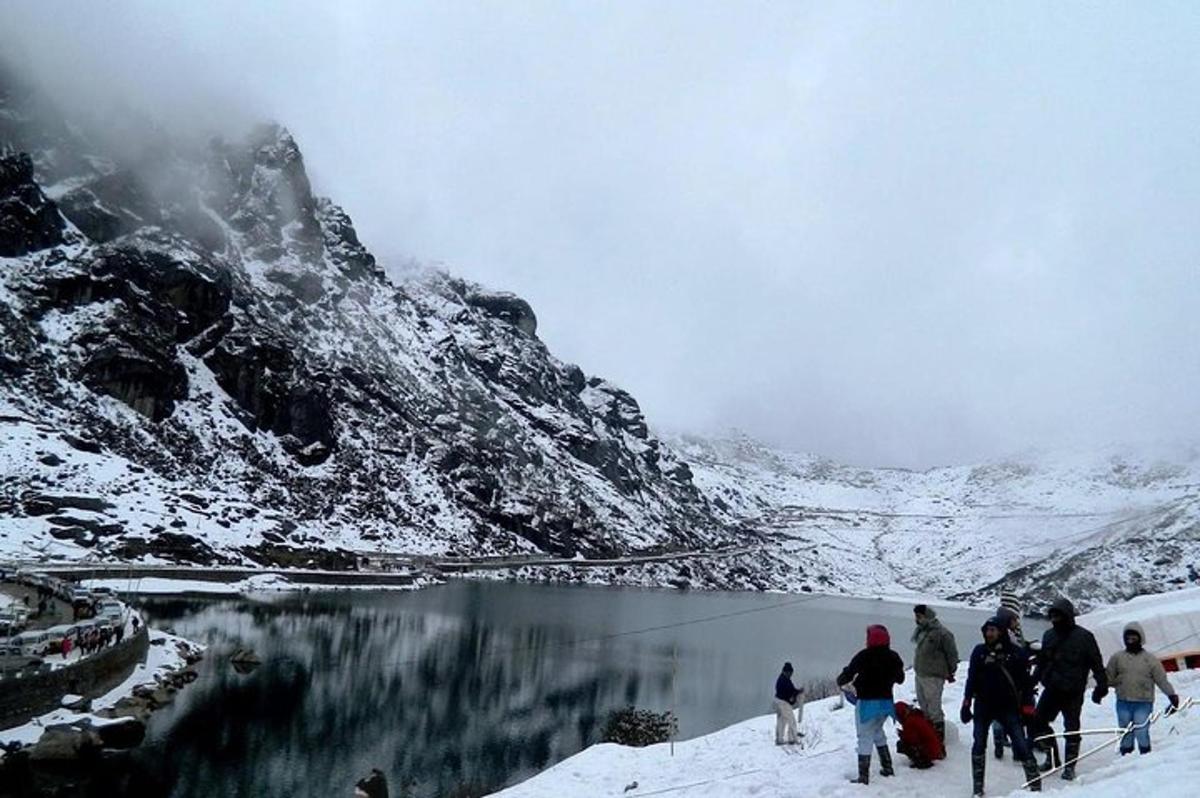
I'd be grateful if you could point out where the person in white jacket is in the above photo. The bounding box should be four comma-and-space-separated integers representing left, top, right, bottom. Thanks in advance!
1104, 621, 1180, 755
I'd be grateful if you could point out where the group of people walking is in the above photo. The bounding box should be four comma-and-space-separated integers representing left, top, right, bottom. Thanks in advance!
773, 592, 1183, 795
62, 620, 124, 658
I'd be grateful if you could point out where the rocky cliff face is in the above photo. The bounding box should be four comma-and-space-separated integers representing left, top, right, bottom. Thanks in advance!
0, 68, 734, 569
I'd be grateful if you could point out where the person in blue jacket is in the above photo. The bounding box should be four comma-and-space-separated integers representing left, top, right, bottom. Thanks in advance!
961, 616, 1042, 796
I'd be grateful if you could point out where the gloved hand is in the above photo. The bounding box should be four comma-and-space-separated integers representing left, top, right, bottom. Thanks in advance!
1021, 704, 1036, 719
1091, 685, 1108, 705
1166, 694, 1180, 714
960, 701, 973, 724
946, 672, 956, 683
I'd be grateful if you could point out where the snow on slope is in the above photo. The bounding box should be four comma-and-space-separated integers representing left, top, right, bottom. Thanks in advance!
493, 589, 1200, 798
673, 434, 1200, 611
0, 65, 736, 574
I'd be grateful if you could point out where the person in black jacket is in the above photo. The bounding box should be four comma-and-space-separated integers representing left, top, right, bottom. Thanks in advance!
1031, 597, 1107, 781
961, 617, 1042, 795
836, 624, 904, 786
774, 661, 803, 744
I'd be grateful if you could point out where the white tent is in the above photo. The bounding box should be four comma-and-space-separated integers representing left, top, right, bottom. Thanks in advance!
1080, 587, 1200, 671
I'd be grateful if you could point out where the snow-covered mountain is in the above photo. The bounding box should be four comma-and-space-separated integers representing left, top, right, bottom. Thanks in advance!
0, 66, 739, 572
672, 433, 1200, 611
3, 65, 1196, 612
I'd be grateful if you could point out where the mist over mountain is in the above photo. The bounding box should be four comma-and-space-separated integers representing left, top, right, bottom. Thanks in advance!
1, 62, 748, 577
3, 2, 1197, 469
2, 24, 1198, 610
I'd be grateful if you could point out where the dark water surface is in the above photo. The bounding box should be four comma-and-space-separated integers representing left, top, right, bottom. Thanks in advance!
116, 582, 1015, 797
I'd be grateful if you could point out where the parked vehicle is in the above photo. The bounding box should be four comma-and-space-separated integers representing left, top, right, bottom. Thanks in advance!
14, 630, 48, 657
0, 609, 29, 635
40, 625, 73, 654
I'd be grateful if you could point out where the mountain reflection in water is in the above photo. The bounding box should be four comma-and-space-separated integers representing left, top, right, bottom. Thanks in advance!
97, 582, 1001, 798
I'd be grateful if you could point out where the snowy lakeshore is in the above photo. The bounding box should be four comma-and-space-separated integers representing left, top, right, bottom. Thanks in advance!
492, 593, 1200, 798
0, 627, 204, 751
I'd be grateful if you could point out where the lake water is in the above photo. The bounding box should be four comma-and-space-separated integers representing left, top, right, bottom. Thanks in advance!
109, 582, 1025, 797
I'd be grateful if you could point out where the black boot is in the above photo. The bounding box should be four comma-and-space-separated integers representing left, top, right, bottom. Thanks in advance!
849, 754, 870, 784
1062, 737, 1079, 780
1038, 740, 1058, 773
1022, 758, 1042, 792
994, 735, 1004, 760
933, 721, 945, 747
877, 745, 894, 777
972, 753, 986, 797
1139, 744, 1151, 755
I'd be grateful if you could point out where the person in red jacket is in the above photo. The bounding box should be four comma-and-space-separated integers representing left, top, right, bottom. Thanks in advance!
894, 701, 945, 768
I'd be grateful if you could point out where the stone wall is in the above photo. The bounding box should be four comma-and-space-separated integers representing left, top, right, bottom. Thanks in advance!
0, 627, 149, 730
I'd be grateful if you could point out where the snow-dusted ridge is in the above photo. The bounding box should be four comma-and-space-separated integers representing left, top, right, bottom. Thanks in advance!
3, 63, 1198, 611
0, 65, 739, 581
671, 433, 1200, 612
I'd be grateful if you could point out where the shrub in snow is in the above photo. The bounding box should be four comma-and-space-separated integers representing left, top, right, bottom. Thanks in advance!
800, 677, 840, 701
600, 706, 678, 747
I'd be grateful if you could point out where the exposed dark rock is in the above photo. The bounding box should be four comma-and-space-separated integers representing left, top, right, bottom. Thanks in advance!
355, 769, 389, 798
0, 152, 65, 256
23, 494, 114, 514
229, 648, 261, 675
38, 453, 65, 467
204, 330, 335, 462
95, 718, 145, 749
79, 335, 188, 422
45, 515, 124, 536
111, 532, 232, 566
264, 268, 325, 305
26, 724, 101, 762
240, 543, 357, 571
465, 290, 538, 336
61, 435, 103, 454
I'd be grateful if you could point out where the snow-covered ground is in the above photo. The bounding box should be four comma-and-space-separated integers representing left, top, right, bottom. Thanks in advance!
492, 591, 1200, 798
0, 627, 204, 751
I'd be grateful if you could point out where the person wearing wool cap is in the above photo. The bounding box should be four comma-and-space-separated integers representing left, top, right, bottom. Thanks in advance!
1105, 622, 1179, 755
773, 661, 803, 745
990, 598, 1036, 761
912, 604, 959, 746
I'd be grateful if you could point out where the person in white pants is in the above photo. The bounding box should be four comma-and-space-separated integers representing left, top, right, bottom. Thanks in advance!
774, 661, 804, 744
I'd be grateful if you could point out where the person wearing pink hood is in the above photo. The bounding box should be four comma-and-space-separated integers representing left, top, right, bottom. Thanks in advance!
836, 624, 906, 785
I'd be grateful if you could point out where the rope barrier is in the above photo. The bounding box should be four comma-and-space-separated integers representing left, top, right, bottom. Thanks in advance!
1026, 696, 1197, 786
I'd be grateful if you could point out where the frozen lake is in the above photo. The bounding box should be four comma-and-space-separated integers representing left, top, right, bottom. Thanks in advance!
110, 581, 1026, 797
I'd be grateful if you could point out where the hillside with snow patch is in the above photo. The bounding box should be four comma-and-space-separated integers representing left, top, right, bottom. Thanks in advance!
672, 434, 1200, 611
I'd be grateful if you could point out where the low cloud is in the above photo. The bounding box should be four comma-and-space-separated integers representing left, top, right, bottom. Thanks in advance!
3, 2, 1197, 467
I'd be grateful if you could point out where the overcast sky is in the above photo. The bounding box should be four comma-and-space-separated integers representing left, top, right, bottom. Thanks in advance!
4, 1, 1199, 468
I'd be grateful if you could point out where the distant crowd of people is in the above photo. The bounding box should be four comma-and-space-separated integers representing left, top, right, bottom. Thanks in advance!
60, 619, 128, 659
771, 591, 1182, 795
